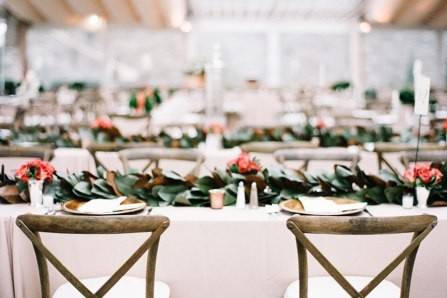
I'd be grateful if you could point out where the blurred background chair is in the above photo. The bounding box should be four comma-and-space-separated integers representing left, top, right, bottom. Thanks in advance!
0, 145, 54, 175
400, 150, 447, 168
371, 143, 446, 175
284, 215, 437, 298
16, 214, 170, 298
119, 148, 205, 176
274, 147, 360, 172
86, 142, 160, 172
241, 141, 318, 169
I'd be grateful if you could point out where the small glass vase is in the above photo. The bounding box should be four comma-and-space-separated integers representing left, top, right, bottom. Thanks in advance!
416, 187, 430, 209
28, 179, 44, 207
209, 189, 225, 209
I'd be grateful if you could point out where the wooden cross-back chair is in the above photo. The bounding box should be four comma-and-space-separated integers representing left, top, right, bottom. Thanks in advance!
274, 147, 360, 171
285, 215, 437, 298
240, 141, 317, 154
16, 214, 170, 298
0, 145, 54, 161
86, 142, 160, 171
400, 150, 447, 168
371, 143, 446, 176
119, 148, 205, 176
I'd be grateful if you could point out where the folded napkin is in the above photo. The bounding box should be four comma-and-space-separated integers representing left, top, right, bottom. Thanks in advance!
77, 197, 129, 213
299, 197, 366, 213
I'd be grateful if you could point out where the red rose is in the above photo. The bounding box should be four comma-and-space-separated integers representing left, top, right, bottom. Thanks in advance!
418, 166, 432, 184
403, 167, 416, 183
91, 116, 113, 130
443, 119, 447, 131
227, 153, 261, 174
16, 160, 55, 182
315, 118, 326, 130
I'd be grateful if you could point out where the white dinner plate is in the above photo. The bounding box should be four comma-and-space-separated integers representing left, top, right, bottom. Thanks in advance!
279, 197, 366, 216
62, 197, 148, 216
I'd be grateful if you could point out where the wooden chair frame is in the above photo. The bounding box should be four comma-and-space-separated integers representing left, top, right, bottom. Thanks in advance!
16, 214, 169, 298
119, 148, 205, 176
287, 215, 437, 298
241, 141, 317, 154
86, 142, 160, 171
274, 148, 360, 171
400, 150, 447, 168
372, 143, 446, 176
0, 145, 54, 161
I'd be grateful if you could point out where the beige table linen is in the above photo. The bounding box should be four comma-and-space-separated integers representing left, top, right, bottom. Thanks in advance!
0, 205, 446, 298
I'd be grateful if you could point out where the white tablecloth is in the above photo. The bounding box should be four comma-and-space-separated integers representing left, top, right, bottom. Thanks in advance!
0, 205, 446, 298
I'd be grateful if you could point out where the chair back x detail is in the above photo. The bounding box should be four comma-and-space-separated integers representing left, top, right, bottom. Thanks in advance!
287, 215, 437, 298
16, 214, 169, 298
274, 147, 360, 171
119, 147, 205, 176
86, 142, 160, 171
400, 150, 447, 168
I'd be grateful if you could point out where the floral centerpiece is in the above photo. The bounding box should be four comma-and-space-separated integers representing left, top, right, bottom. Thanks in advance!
403, 163, 443, 208
90, 116, 122, 143
227, 152, 265, 201
129, 87, 162, 114
227, 152, 261, 175
16, 160, 55, 207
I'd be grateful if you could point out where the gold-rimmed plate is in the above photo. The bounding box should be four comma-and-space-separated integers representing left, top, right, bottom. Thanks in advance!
62, 197, 148, 216
280, 197, 366, 216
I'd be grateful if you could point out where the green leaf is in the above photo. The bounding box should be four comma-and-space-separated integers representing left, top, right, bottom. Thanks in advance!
196, 176, 212, 193
115, 174, 140, 196
73, 181, 93, 199
163, 171, 185, 181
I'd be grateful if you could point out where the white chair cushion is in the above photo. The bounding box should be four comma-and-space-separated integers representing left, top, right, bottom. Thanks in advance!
53, 276, 169, 298
284, 276, 400, 298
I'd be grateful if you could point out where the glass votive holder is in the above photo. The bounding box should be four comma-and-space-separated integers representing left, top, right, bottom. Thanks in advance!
42, 194, 54, 212
402, 194, 414, 209
209, 189, 225, 209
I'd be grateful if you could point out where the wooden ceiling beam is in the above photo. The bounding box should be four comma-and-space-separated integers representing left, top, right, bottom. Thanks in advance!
425, 0, 447, 28
131, 0, 165, 28
27, 0, 76, 25
395, 0, 444, 25
5, 0, 44, 23
389, 0, 417, 23
101, 0, 139, 24
64, 0, 107, 18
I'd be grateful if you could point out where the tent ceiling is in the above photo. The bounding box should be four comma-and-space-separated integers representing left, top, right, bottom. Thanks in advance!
3, 0, 447, 29
4, 0, 186, 28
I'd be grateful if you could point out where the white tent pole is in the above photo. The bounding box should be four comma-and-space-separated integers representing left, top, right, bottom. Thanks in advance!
350, 25, 365, 108
435, 30, 445, 89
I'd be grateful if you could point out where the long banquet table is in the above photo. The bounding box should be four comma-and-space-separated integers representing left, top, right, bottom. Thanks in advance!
1, 204, 446, 298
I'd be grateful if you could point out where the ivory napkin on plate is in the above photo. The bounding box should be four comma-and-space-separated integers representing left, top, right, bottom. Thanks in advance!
78, 196, 128, 213
299, 197, 366, 213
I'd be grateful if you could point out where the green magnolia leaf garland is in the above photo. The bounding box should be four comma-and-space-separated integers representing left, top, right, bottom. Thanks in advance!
2, 163, 447, 207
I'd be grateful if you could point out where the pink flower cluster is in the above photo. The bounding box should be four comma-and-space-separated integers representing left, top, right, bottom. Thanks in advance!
16, 160, 55, 182
91, 116, 114, 130
403, 163, 443, 186
227, 152, 262, 174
